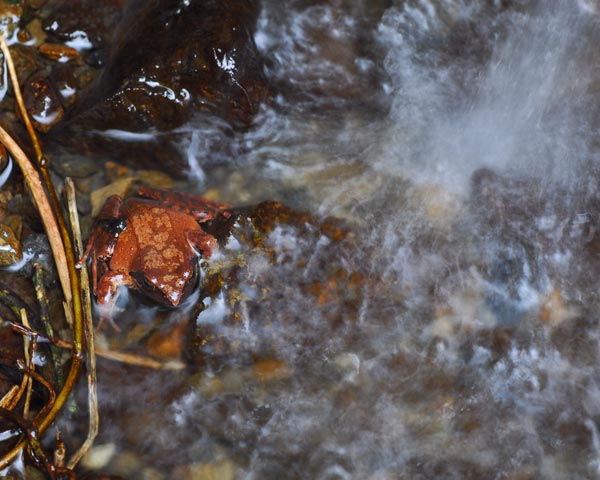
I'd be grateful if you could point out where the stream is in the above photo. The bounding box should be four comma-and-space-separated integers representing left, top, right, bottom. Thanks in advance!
4, 0, 600, 478
192, 1, 600, 478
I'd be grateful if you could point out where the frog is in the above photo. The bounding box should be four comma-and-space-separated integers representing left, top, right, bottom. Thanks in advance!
77, 186, 230, 325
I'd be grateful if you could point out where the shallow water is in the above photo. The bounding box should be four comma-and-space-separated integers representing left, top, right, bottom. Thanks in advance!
85, 1, 600, 478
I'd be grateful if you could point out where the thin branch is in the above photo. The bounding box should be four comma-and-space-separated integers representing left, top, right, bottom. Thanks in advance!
0, 35, 84, 470
0, 128, 70, 302
32, 263, 64, 387
0, 385, 19, 409
10, 321, 185, 370
93, 349, 185, 370
65, 178, 98, 469
20, 309, 35, 421
16, 360, 57, 421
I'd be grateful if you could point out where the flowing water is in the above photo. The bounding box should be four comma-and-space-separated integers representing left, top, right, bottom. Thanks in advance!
88, 1, 600, 478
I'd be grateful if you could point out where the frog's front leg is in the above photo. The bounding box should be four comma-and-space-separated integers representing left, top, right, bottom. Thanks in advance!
95, 271, 136, 330
186, 229, 218, 258
77, 195, 127, 293
77, 195, 125, 267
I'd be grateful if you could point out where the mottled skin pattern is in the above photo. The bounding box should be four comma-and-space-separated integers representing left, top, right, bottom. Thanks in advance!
78, 186, 229, 324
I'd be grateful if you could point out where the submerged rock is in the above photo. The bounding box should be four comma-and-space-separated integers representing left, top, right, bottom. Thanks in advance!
0, 221, 21, 266
82, 196, 400, 474
184, 201, 374, 371
93, 196, 373, 369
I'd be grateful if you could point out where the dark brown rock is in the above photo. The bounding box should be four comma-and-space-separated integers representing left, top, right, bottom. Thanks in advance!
47, 0, 268, 175
41, 0, 122, 51
70, 0, 267, 132
23, 76, 64, 132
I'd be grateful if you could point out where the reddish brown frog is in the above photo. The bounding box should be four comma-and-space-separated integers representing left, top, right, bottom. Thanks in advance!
78, 186, 230, 324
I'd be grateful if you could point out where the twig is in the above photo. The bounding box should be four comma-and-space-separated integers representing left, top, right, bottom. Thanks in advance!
16, 360, 57, 420
0, 35, 84, 470
32, 263, 64, 387
20, 308, 35, 421
0, 119, 70, 303
0, 385, 19, 409
10, 321, 185, 370
92, 349, 185, 370
65, 178, 98, 469
0, 364, 28, 411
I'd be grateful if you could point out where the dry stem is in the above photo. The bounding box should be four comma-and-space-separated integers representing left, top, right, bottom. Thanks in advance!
65, 178, 98, 468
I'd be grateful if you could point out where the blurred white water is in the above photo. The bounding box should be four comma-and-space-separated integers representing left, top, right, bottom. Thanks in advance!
376, 0, 600, 193
220, 1, 600, 478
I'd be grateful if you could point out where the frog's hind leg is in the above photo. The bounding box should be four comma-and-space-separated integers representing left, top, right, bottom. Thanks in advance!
136, 186, 230, 220
95, 272, 136, 331
94, 194, 123, 221
186, 229, 218, 258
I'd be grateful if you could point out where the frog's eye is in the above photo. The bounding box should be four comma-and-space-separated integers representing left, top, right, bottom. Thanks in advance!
143, 277, 156, 289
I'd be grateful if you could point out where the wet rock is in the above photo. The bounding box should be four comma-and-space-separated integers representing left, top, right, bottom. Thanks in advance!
251, 358, 293, 383
18, 233, 56, 281
81, 443, 117, 472
51, 152, 99, 178
48, 64, 78, 106
146, 319, 188, 361
0, 3, 22, 42
38, 42, 79, 63
468, 167, 600, 328
258, 0, 387, 114
538, 288, 577, 327
7, 45, 38, 91
185, 201, 372, 371
71, 0, 267, 132
17, 27, 32, 44
23, 75, 64, 132
49, 0, 268, 174
0, 221, 21, 266
21, 18, 47, 46
172, 458, 237, 480
41, 0, 122, 51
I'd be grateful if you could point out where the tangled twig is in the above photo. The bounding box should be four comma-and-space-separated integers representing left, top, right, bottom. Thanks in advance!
0, 34, 84, 470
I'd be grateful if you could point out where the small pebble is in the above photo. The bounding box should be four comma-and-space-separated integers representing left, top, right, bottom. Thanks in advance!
17, 28, 31, 43
38, 43, 78, 63
0, 223, 21, 266
81, 443, 116, 470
